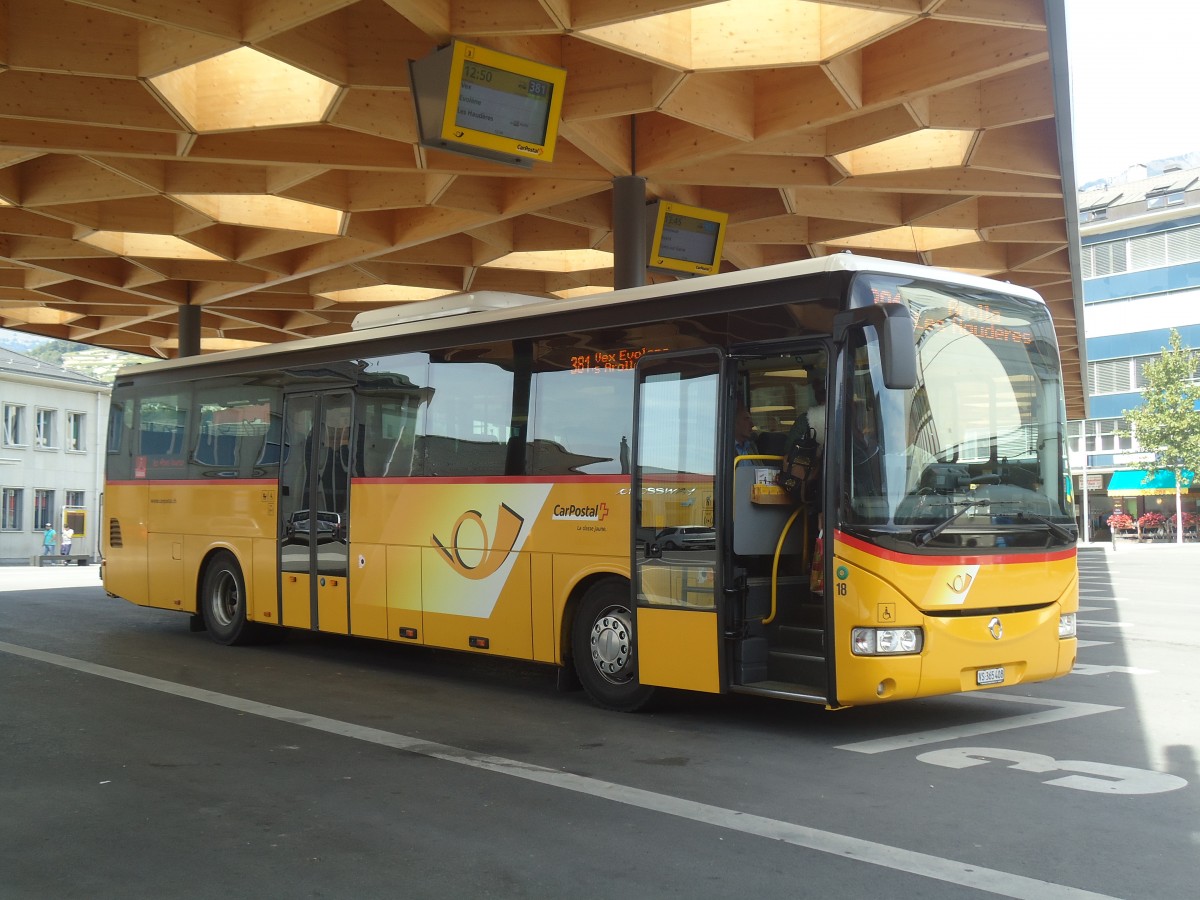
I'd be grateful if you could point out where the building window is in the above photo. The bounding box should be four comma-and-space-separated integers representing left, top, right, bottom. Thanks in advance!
1070, 418, 1134, 454
66, 490, 85, 507
67, 412, 86, 451
1147, 190, 1186, 209
3, 404, 25, 446
1091, 354, 1200, 396
1, 488, 21, 530
34, 490, 54, 530
1082, 223, 1200, 282
1088, 358, 1135, 395
35, 409, 57, 449
1094, 418, 1134, 452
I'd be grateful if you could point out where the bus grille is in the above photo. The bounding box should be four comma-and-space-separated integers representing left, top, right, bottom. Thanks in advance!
108, 518, 123, 548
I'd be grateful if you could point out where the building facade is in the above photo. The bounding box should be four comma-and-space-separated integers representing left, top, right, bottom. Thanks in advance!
1, 349, 110, 563
1072, 162, 1200, 540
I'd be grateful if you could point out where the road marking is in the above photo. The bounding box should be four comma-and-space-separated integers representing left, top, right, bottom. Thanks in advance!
917, 747, 1186, 794
1077, 620, 1131, 628
1077, 640, 1112, 648
1076, 605, 1109, 613
837, 693, 1120, 755
1072, 663, 1155, 676
0, 640, 1120, 900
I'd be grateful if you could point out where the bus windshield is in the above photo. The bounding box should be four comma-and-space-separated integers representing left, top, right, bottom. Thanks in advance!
844, 274, 1074, 549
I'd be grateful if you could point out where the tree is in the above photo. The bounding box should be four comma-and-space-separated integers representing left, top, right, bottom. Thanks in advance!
24, 339, 73, 366
1123, 330, 1200, 544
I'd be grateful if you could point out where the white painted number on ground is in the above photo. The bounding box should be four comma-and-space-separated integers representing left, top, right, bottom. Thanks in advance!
917, 747, 1187, 795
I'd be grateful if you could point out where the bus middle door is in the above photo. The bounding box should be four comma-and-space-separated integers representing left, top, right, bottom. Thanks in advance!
279, 391, 353, 634
632, 349, 726, 693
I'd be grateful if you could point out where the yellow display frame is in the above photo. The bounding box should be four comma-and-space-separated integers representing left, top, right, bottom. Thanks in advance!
648, 200, 729, 276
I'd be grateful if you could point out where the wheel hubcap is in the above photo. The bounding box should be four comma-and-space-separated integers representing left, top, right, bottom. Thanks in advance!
590, 606, 633, 684
211, 571, 238, 628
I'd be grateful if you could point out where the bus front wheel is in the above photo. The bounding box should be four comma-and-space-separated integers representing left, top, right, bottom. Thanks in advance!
201, 552, 257, 646
571, 579, 655, 712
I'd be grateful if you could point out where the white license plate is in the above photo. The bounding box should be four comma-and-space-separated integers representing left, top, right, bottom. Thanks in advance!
976, 666, 1005, 686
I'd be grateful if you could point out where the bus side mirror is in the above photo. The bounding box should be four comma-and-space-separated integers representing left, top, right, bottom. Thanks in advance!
833, 303, 917, 390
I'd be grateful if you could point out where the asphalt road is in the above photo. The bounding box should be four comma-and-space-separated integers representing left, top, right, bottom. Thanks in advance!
1, 549, 1197, 899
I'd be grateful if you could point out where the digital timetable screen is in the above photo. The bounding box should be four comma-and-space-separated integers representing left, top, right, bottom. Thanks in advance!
648, 201, 729, 276
411, 40, 566, 168
454, 59, 554, 145
659, 212, 720, 265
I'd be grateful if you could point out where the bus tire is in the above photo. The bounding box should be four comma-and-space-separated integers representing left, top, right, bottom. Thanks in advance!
200, 551, 257, 646
571, 578, 655, 712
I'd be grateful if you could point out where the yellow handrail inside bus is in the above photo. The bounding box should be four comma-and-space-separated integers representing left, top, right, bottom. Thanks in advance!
763, 505, 805, 626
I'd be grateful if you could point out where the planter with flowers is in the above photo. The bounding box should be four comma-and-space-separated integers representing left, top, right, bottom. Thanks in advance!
1137, 511, 1167, 540
1169, 511, 1198, 539
1106, 512, 1134, 535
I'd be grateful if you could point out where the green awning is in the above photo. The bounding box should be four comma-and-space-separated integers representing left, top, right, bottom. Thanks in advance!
1107, 469, 1196, 497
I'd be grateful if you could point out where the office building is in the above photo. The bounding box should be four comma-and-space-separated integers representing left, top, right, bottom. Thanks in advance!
1071, 160, 1200, 539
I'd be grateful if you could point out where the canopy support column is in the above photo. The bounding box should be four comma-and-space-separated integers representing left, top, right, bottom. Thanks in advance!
178, 304, 201, 358
612, 175, 647, 291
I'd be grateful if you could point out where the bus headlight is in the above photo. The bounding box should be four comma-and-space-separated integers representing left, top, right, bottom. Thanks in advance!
852, 627, 924, 656
1059, 613, 1076, 638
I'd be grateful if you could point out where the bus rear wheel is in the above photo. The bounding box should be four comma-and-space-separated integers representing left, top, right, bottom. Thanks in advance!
201, 551, 258, 646
572, 579, 655, 712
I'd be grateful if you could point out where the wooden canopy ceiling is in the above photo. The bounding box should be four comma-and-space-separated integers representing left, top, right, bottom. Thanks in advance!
0, 0, 1085, 416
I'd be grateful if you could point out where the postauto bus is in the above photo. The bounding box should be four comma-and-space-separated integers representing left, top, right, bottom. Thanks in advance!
103, 255, 1078, 711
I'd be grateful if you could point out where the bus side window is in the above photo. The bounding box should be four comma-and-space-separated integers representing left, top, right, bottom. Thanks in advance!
257, 414, 283, 466
529, 367, 634, 476
193, 386, 279, 476
137, 391, 190, 477
426, 357, 513, 477
106, 398, 134, 481
358, 398, 419, 478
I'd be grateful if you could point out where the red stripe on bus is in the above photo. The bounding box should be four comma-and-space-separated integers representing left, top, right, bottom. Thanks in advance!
833, 529, 1076, 566
106, 479, 277, 487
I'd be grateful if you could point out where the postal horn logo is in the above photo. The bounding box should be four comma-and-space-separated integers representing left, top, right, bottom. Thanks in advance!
432, 503, 524, 580
947, 572, 974, 594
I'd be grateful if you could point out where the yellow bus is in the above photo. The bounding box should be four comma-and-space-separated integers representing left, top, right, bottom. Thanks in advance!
103, 255, 1078, 711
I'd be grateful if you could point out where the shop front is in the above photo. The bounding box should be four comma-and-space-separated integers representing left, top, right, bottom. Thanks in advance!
1105, 468, 1197, 540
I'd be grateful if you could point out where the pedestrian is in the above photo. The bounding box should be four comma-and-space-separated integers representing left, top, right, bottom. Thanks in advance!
41, 524, 56, 556
60, 525, 74, 559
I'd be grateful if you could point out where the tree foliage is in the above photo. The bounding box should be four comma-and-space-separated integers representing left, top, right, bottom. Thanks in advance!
24, 339, 73, 365
1123, 329, 1200, 486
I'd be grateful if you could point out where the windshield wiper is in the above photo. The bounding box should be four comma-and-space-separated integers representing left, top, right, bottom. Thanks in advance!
913, 500, 990, 547
1015, 511, 1077, 543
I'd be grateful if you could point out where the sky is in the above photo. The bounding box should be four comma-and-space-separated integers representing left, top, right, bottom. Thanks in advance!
1065, 0, 1200, 184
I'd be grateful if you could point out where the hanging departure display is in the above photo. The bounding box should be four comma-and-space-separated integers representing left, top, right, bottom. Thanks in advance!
647, 201, 728, 277
410, 40, 566, 169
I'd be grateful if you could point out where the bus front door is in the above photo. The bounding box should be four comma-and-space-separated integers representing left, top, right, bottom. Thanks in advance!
632, 349, 726, 693
279, 391, 353, 634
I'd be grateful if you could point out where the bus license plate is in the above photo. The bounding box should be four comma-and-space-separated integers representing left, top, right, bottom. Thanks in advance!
977, 666, 1005, 686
